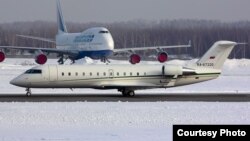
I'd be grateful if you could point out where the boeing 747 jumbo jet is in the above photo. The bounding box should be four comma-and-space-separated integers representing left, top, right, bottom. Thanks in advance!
11, 41, 237, 96
0, 0, 190, 65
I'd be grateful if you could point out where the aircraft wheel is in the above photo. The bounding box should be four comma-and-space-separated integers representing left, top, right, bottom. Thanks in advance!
26, 92, 31, 97
122, 90, 135, 97
128, 91, 135, 97
122, 91, 128, 97
26, 88, 32, 97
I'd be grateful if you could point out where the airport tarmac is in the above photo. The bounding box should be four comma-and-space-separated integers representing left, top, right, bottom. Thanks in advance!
0, 93, 250, 102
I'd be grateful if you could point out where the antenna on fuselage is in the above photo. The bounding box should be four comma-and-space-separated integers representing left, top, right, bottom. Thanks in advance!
57, 0, 68, 34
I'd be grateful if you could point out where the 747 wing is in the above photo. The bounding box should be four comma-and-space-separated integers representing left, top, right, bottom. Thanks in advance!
113, 41, 191, 64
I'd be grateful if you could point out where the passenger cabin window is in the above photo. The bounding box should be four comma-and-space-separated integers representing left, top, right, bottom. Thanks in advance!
97, 72, 99, 76
117, 72, 119, 76
130, 72, 133, 76
62, 72, 64, 76
99, 31, 109, 34
68, 72, 71, 76
103, 72, 106, 76
124, 72, 126, 76
75, 72, 78, 76
90, 72, 92, 76
25, 69, 42, 74
137, 72, 140, 76
83, 72, 85, 76
144, 72, 147, 76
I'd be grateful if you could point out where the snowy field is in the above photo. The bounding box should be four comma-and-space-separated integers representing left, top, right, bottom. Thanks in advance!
0, 102, 250, 141
0, 58, 250, 141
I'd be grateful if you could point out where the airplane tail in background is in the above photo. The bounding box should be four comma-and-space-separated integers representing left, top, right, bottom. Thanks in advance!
57, 0, 68, 34
195, 41, 237, 70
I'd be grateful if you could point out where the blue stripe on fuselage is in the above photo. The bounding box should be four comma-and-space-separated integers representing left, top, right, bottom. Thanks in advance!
74, 50, 113, 60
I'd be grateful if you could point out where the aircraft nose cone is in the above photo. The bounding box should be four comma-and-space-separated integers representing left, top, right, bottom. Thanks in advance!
10, 77, 22, 87
10, 78, 18, 86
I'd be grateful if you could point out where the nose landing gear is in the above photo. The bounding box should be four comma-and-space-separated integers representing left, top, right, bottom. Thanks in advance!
26, 88, 32, 97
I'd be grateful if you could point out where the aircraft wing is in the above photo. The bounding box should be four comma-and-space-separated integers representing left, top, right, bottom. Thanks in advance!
16, 34, 56, 43
0, 46, 78, 56
113, 43, 191, 53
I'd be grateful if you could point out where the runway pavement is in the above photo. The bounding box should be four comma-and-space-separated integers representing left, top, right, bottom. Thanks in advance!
0, 93, 250, 102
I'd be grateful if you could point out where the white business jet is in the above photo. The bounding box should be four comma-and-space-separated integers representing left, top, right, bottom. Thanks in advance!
0, 0, 190, 65
11, 41, 237, 96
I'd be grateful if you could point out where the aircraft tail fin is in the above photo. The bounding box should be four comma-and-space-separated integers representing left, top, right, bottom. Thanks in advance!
196, 41, 237, 70
57, 0, 68, 34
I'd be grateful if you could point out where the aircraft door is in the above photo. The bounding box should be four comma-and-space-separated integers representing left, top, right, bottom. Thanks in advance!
49, 65, 58, 81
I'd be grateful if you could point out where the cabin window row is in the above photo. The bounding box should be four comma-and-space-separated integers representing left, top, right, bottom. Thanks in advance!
61, 72, 147, 77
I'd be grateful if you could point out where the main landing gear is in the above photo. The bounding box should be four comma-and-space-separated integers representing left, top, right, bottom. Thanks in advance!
119, 89, 135, 97
101, 57, 110, 64
57, 55, 75, 65
58, 54, 73, 65
58, 56, 66, 65
26, 88, 32, 97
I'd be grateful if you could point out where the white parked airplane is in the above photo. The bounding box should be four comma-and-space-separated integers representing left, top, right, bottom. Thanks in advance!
0, 0, 190, 65
11, 41, 237, 96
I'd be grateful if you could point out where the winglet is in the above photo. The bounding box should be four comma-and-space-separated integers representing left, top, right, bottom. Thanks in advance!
57, 0, 68, 34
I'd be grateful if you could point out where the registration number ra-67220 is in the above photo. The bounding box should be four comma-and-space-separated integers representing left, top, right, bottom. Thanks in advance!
197, 63, 214, 67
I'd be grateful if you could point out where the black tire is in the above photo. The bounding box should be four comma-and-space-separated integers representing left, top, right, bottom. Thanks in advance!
128, 91, 135, 97
26, 92, 31, 97
121, 89, 135, 97
122, 91, 128, 97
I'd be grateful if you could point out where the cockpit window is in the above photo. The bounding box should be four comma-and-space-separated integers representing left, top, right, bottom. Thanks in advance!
25, 69, 42, 74
99, 31, 109, 34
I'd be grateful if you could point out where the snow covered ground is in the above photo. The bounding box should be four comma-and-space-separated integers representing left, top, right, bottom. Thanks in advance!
0, 102, 250, 141
0, 58, 250, 141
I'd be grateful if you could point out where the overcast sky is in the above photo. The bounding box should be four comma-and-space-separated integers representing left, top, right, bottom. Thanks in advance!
0, 0, 250, 23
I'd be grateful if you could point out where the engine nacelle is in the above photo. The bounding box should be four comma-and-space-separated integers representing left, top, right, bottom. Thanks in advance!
0, 51, 6, 62
162, 65, 183, 76
129, 54, 141, 64
35, 54, 47, 65
157, 52, 168, 63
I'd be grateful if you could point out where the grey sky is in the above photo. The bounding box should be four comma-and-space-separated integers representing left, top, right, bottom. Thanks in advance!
0, 0, 250, 23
